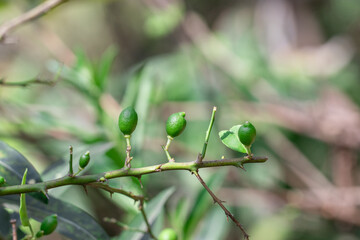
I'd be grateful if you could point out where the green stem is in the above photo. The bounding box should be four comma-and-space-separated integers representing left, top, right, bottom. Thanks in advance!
245, 146, 252, 157
200, 106, 217, 162
0, 156, 267, 196
29, 224, 34, 238
74, 168, 82, 176
163, 136, 173, 162
68, 146, 73, 176
124, 135, 132, 168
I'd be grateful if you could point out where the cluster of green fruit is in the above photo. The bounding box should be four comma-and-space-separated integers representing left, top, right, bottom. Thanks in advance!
0, 106, 257, 239
118, 106, 186, 139
118, 106, 256, 150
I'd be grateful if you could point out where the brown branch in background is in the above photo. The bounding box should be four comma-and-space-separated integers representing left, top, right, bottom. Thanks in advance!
0, 64, 63, 87
10, 219, 17, 240
0, 0, 68, 42
88, 182, 156, 238
0, 78, 57, 87
193, 171, 249, 240
88, 182, 145, 202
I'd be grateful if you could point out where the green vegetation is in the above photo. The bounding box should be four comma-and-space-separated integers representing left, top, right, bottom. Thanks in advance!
0, 0, 360, 239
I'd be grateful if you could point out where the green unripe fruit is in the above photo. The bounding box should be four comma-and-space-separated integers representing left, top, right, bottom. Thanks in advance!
158, 228, 178, 240
35, 230, 44, 238
0, 176, 5, 185
79, 151, 90, 169
118, 106, 138, 135
40, 214, 58, 235
238, 121, 256, 147
166, 112, 186, 138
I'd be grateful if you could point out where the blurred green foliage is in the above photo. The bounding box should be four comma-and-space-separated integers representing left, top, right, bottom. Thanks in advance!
1, 0, 360, 239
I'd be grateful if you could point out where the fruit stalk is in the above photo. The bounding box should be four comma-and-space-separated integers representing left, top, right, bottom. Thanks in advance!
163, 136, 174, 162
124, 135, 133, 168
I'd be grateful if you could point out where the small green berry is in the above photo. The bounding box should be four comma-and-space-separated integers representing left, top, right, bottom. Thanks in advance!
158, 228, 178, 240
79, 151, 90, 169
166, 112, 186, 138
118, 106, 138, 135
35, 230, 44, 238
40, 214, 58, 235
238, 121, 256, 147
0, 176, 5, 185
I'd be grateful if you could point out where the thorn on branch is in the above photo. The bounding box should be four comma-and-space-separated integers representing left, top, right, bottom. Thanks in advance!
155, 164, 164, 172
138, 177, 143, 189
82, 185, 88, 195
41, 189, 49, 199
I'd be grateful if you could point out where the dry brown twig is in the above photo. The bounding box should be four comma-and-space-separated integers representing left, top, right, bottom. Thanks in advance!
193, 170, 250, 240
0, 0, 68, 43
10, 219, 17, 240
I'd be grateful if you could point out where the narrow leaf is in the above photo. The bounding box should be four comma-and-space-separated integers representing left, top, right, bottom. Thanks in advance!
19, 169, 30, 227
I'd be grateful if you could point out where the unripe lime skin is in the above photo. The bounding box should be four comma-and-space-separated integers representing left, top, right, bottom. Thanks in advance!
238, 121, 256, 147
40, 214, 58, 235
79, 152, 90, 169
118, 107, 138, 135
158, 228, 178, 240
166, 112, 186, 138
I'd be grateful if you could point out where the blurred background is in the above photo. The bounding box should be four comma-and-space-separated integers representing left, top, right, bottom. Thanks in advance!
1, 0, 360, 239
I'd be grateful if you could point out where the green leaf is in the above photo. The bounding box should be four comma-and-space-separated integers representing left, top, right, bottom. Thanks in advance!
0, 141, 48, 204
0, 206, 11, 238
194, 207, 230, 240
219, 125, 247, 153
19, 169, 30, 227
94, 46, 117, 90
249, 210, 297, 240
183, 170, 226, 239
116, 187, 175, 240
0, 195, 110, 240
170, 197, 189, 240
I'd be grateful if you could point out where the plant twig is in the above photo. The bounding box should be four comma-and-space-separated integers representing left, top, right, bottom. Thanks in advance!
162, 136, 174, 162
87, 182, 145, 201
0, 156, 267, 196
0, 0, 68, 42
92, 183, 155, 238
0, 78, 57, 87
198, 106, 217, 163
192, 170, 249, 240
139, 200, 157, 239
68, 146, 74, 176
124, 135, 133, 168
10, 219, 17, 240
